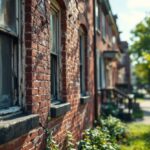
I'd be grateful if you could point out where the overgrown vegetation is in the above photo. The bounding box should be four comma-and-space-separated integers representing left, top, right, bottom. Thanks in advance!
97, 116, 128, 143
46, 129, 59, 150
46, 115, 147, 150
78, 127, 120, 150
78, 116, 128, 150
46, 116, 128, 150
66, 131, 76, 150
46, 130, 76, 150
121, 123, 150, 150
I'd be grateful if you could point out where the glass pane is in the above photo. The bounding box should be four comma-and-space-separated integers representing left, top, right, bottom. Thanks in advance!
50, 10, 59, 53
0, 0, 17, 32
0, 34, 12, 109
51, 55, 57, 101
80, 34, 86, 95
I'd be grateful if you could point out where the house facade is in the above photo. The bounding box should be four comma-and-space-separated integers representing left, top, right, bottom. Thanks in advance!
0, 0, 128, 150
117, 41, 132, 93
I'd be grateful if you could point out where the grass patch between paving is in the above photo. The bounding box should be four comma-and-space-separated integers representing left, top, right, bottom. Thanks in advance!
121, 123, 150, 150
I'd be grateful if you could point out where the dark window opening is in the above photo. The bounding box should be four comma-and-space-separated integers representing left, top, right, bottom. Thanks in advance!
50, 2, 60, 102
0, 0, 19, 110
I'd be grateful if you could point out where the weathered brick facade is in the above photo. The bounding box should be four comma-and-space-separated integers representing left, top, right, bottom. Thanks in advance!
0, 0, 95, 150
0, 0, 129, 150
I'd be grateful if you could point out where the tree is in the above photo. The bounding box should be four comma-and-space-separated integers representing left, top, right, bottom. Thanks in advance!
130, 16, 150, 87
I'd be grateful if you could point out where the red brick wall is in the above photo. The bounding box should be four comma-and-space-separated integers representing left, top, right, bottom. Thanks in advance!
0, 0, 95, 150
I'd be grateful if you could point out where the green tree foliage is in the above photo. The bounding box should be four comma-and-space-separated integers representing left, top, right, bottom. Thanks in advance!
130, 16, 150, 85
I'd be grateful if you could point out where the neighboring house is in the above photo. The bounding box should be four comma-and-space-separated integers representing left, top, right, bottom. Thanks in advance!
95, 0, 121, 90
117, 41, 132, 93
0, 0, 130, 150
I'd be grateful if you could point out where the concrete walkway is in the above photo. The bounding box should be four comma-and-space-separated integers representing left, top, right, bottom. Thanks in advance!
136, 100, 150, 124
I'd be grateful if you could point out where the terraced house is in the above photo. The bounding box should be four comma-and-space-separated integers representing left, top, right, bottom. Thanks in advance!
0, 0, 130, 149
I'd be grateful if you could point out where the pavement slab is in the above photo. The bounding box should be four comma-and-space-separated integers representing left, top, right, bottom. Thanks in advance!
136, 100, 150, 124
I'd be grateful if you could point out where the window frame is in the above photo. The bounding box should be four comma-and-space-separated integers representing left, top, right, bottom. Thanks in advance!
96, 49, 101, 90
95, 0, 101, 31
50, 1, 61, 103
79, 27, 87, 96
101, 10, 106, 40
0, 0, 22, 111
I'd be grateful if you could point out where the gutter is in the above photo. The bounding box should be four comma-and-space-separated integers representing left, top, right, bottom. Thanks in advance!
93, 0, 98, 121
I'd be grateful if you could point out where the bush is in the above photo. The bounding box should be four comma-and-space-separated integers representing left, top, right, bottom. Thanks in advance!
78, 127, 120, 150
96, 116, 128, 143
78, 116, 128, 150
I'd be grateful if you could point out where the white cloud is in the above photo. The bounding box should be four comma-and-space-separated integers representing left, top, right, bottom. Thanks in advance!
127, 0, 150, 9
109, 0, 150, 44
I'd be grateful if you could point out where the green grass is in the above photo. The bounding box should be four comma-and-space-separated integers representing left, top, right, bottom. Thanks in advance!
136, 98, 145, 103
121, 123, 150, 150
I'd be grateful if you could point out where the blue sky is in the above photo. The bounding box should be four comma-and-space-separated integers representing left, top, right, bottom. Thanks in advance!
109, 0, 150, 44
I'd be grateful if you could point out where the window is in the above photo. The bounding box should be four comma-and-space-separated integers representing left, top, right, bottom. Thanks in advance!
101, 56, 106, 88
101, 11, 106, 40
108, 24, 112, 42
50, 1, 60, 102
97, 49, 101, 90
95, 0, 101, 30
79, 28, 87, 96
0, 0, 19, 109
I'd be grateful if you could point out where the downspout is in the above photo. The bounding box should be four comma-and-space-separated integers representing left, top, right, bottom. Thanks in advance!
93, 0, 98, 121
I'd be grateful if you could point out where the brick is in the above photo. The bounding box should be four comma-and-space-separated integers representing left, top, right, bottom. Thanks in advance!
1, 0, 105, 149
22, 142, 34, 150
30, 131, 38, 141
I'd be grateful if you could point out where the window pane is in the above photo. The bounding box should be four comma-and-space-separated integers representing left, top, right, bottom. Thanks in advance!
0, 0, 17, 32
50, 10, 59, 54
102, 12, 106, 38
97, 49, 100, 89
80, 33, 86, 95
51, 55, 57, 101
0, 34, 12, 109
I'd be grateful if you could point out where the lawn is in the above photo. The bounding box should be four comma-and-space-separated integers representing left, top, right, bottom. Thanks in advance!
121, 123, 150, 150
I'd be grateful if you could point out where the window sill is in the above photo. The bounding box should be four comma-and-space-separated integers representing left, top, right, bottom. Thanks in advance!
50, 102, 71, 118
80, 95, 90, 104
0, 106, 22, 120
0, 114, 39, 145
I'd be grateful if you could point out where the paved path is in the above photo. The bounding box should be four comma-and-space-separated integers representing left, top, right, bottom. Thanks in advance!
136, 100, 150, 124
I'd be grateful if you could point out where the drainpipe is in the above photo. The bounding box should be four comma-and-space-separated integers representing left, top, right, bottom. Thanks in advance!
93, 0, 98, 121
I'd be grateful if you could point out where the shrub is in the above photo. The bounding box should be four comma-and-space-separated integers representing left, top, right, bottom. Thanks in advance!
96, 116, 128, 143
78, 127, 120, 150
66, 131, 76, 150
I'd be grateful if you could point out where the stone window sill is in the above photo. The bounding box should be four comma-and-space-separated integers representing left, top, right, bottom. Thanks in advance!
80, 95, 90, 104
0, 106, 22, 120
0, 114, 39, 145
50, 102, 71, 118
